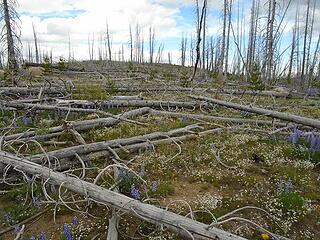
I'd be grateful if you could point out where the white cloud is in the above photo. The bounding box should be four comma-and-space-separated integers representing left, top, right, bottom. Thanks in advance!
16, 0, 319, 63
18, 0, 184, 61
18, 0, 76, 14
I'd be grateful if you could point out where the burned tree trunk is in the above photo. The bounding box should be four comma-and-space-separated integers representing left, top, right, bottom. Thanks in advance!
2, 0, 19, 71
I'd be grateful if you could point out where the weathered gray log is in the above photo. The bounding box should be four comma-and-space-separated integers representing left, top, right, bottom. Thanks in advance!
189, 95, 320, 129
59, 126, 279, 172
150, 110, 289, 127
0, 87, 65, 97
55, 99, 210, 110
0, 151, 246, 240
84, 128, 225, 163
12, 98, 58, 104
48, 127, 226, 172
98, 100, 211, 110
105, 87, 290, 97
84, 126, 291, 163
31, 124, 203, 162
109, 95, 143, 100
1, 102, 147, 126
4, 107, 151, 141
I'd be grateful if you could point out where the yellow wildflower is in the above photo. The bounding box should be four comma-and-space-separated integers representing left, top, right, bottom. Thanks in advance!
261, 233, 270, 240
195, 134, 202, 139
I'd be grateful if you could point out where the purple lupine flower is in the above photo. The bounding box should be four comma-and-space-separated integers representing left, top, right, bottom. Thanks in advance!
30, 237, 36, 240
73, 216, 79, 226
118, 169, 126, 179
289, 128, 302, 145
182, 117, 189, 124
139, 164, 145, 177
310, 147, 316, 156
285, 179, 293, 194
269, 135, 275, 143
276, 182, 283, 196
4, 213, 12, 222
50, 184, 56, 193
26, 117, 32, 124
63, 224, 74, 240
310, 134, 318, 149
124, 172, 133, 182
131, 184, 141, 200
22, 115, 27, 124
14, 225, 21, 235
151, 181, 157, 192
33, 194, 42, 208
37, 232, 48, 240
305, 132, 320, 156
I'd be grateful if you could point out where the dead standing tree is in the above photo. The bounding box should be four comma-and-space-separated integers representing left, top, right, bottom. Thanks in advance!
32, 23, 39, 63
180, 33, 187, 67
263, 0, 277, 87
106, 21, 112, 62
190, 0, 207, 81
149, 26, 155, 64
218, 0, 228, 74
0, 0, 20, 71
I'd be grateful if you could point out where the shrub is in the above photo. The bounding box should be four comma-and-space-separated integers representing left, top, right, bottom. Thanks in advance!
249, 63, 264, 91
43, 57, 52, 72
58, 57, 66, 71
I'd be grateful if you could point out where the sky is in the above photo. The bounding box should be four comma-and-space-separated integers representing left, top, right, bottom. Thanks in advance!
16, 0, 320, 65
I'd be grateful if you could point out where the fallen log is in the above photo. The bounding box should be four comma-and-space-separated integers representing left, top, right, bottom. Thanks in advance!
54, 99, 211, 110
51, 126, 280, 172
109, 95, 143, 100
150, 110, 289, 127
98, 100, 209, 110
31, 124, 204, 162
189, 95, 320, 129
4, 107, 151, 141
1, 102, 147, 126
0, 87, 65, 97
105, 87, 290, 97
0, 151, 246, 240
84, 128, 225, 164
